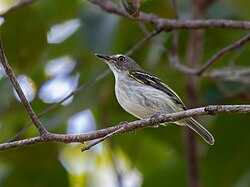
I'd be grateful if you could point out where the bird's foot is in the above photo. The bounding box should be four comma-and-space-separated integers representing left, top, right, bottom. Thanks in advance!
119, 121, 136, 134
119, 121, 129, 126
150, 112, 161, 127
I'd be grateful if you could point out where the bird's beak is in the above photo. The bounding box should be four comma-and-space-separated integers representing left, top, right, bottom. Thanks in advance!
95, 54, 111, 61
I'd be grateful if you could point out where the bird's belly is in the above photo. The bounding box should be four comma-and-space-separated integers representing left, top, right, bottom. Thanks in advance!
115, 82, 176, 119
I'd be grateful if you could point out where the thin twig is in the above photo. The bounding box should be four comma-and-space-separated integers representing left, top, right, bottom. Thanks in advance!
0, 41, 48, 136
125, 27, 164, 56
1, 104, 250, 151
167, 31, 250, 75
168, 53, 196, 73
89, 0, 250, 30
204, 67, 250, 79
140, 29, 250, 76
138, 23, 197, 74
196, 33, 250, 75
81, 126, 125, 151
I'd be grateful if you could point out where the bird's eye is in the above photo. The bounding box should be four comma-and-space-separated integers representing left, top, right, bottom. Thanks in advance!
118, 55, 125, 62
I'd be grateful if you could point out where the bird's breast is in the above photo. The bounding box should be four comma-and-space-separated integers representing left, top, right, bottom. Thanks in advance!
114, 76, 177, 119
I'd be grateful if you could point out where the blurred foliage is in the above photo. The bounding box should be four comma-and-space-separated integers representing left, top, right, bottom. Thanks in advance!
0, 0, 250, 187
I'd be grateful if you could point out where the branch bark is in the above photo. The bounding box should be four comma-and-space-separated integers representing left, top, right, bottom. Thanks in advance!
1, 104, 250, 151
89, 0, 250, 30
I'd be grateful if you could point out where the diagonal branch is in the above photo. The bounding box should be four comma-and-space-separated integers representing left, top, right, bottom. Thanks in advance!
1, 104, 250, 151
125, 27, 164, 56
196, 33, 250, 75
139, 28, 250, 76
0, 41, 48, 136
7, 69, 111, 142
168, 32, 250, 75
89, 0, 250, 30
81, 126, 125, 151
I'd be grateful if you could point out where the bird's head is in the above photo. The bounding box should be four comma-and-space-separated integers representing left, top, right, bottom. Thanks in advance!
95, 54, 141, 75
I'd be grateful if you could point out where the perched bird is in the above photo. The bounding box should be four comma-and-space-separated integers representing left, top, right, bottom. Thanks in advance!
96, 54, 215, 145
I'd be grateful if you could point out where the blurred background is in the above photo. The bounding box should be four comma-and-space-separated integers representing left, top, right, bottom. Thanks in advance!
0, 0, 250, 186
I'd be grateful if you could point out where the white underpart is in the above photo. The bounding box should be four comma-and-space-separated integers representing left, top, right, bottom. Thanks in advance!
114, 71, 179, 119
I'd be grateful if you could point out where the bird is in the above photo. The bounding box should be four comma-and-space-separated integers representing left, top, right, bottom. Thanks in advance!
96, 53, 215, 145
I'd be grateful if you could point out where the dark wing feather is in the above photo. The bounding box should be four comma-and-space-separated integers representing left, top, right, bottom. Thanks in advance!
128, 70, 186, 109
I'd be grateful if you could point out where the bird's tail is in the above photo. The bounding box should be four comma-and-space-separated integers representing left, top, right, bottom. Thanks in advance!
185, 118, 215, 145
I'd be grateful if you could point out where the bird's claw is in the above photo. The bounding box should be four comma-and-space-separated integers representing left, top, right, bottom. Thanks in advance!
150, 112, 161, 126
119, 121, 129, 126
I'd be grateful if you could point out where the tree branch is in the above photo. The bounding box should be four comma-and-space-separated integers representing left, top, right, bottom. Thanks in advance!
168, 31, 250, 76
140, 29, 250, 76
7, 69, 111, 142
1, 104, 250, 151
0, 41, 48, 136
125, 27, 163, 56
81, 126, 125, 151
88, 0, 250, 30
196, 33, 250, 75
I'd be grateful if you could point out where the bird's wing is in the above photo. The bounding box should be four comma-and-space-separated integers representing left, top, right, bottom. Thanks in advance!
128, 70, 186, 109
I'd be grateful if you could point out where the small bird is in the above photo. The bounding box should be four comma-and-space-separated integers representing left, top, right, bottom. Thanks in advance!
96, 54, 215, 145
